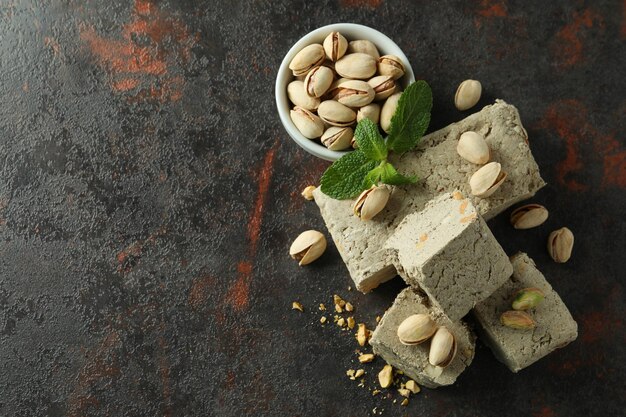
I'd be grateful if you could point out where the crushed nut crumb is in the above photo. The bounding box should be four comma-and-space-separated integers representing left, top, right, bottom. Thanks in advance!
345, 302, 354, 312
337, 317, 345, 327
355, 369, 365, 378
292, 301, 303, 312
405, 380, 420, 394
320, 316, 327, 324
347, 316, 355, 329
359, 353, 375, 363
319, 303, 326, 311
401, 398, 409, 406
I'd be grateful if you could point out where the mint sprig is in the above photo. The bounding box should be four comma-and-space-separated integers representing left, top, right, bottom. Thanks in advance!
320, 81, 432, 200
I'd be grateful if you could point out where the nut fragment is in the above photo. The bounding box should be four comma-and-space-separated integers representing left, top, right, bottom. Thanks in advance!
333, 294, 345, 307
512, 287, 545, 310
357, 323, 369, 346
321, 126, 353, 151
320, 316, 327, 324
301, 185, 316, 201
500, 310, 536, 330
347, 316, 356, 329
397, 388, 410, 398
378, 364, 393, 388
359, 353, 375, 363
289, 230, 327, 265
428, 326, 457, 367
353, 185, 390, 221
547, 227, 574, 263
469, 162, 507, 198
335, 53, 377, 79
345, 302, 354, 312
377, 55, 405, 80
292, 301, 303, 312
290, 107, 324, 139
380, 92, 402, 133
289, 44, 325, 76
348, 39, 380, 59
510, 204, 549, 229
405, 380, 420, 394
354, 369, 365, 378
401, 398, 409, 406
397, 313, 438, 345
457, 131, 490, 165
454, 79, 482, 111
337, 317, 346, 327
323, 31, 348, 61
304, 65, 334, 98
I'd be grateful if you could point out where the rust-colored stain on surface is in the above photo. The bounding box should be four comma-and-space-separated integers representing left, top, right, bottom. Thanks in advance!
533, 406, 556, 417
596, 135, 626, 189
476, 0, 507, 18
622, 0, 626, 38
340, 0, 383, 8
116, 228, 166, 273
459, 199, 468, 214
188, 274, 217, 309
225, 261, 253, 311
551, 9, 603, 68
80, 0, 197, 103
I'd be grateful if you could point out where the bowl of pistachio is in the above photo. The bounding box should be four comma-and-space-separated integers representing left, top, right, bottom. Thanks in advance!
276, 23, 415, 161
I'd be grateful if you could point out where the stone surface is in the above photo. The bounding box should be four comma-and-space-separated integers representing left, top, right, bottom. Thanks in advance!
473, 253, 578, 372
385, 192, 513, 320
370, 288, 476, 388
314, 100, 545, 293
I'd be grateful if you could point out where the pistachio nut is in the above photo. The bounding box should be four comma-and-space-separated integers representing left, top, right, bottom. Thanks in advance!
378, 364, 393, 388
457, 131, 490, 165
469, 162, 507, 198
547, 227, 574, 263
353, 185, 390, 221
368, 75, 396, 101
397, 313, 438, 345
357, 103, 381, 124
321, 126, 353, 151
512, 287, 545, 310
500, 310, 535, 330
334, 80, 375, 107
303, 65, 334, 98
377, 55, 405, 80
455, 79, 482, 111
301, 185, 316, 201
287, 81, 320, 111
290, 107, 324, 139
348, 39, 380, 59
428, 326, 457, 368
335, 53, 377, 80
380, 92, 402, 133
510, 204, 549, 229
323, 31, 348, 62
289, 44, 325, 76
317, 100, 356, 127
323, 77, 351, 100
289, 230, 327, 266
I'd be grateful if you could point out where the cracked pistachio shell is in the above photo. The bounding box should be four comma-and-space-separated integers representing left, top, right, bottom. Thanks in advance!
348, 39, 380, 59
353, 186, 390, 221
510, 204, 549, 229
323, 31, 348, 62
317, 100, 356, 127
397, 314, 437, 345
289, 44, 325, 76
323, 77, 350, 100
428, 327, 457, 368
357, 103, 381, 124
368, 75, 396, 101
377, 55, 405, 80
289, 230, 327, 266
334, 80, 375, 107
469, 162, 507, 198
290, 106, 324, 139
304, 65, 334, 98
547, 227, 574, 263
455, 79, 482, 111
321, 126, 353, 151
287, 81, 320, 111
335, 53, 377, 79
457, 131, 490, 165
380, 92, 402, 133
512, 287, 545, 310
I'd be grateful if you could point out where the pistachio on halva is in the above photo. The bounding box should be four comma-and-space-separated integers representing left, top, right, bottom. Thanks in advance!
353, 185, 390, 221
510, 204, 549, 229
368, 75, 396, 101
335, 53, 377, 79
289, 230, 327, 265
512, 287, 545, 310
377, 55, 405, 80
397, 313, 437, 345
457, 131, 490, 165
304, 65, 334, 98
500, 310, 535, 330
321, 126, 353, 151
317, 100, 356, 127
428, 326, 457, 368
334, 80, 375, 107
455, 79, 482, 111
348, 39, 380, 59
290, 106, 324, 139
323, 31, 348, 62
469, 161, 507, 198
547, 227, 574, 263
289, 44, 325, 76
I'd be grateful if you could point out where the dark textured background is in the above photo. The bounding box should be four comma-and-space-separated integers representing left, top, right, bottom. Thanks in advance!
0, 0, 624, 416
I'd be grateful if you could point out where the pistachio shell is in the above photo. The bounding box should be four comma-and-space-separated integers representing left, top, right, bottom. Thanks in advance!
323, 31, 348, 62
289, 44, 325, 76
304, 65, 334, 98
380, 92, 402, 133
455, 79, 482, 111
348, 39, 380, 59
397, 313, 437, 345
289, 230, 327, 266
368, 75, 396, 101
510, 204, 549, 229
334, 80, 375, 107
323, 77, 351, 100
317, 100, 356, 127
287, 81, 320, 110
457, 131, 490, 165
547, 227, 574, 263
357, 103, 381, 124
335, 53, 377, 80
377, 55, 405, 80
469, 162, 507, 198
353, 186, 390, 221
428, 327, 457, 367
512, 287, 545, 310
290, 106, 324, 139
321, 126, 353, 151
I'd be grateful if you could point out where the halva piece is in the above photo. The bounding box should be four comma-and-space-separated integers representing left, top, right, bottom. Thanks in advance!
314, 100, 546, 292
472, 252, 578, 372
385, 192, 513, 320
370, 288, 476, 388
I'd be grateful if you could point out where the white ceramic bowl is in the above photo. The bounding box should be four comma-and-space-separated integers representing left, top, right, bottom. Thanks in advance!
276, 23, 415, 161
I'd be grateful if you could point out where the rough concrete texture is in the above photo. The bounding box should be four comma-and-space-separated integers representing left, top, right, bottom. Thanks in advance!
385, 192, 513, 320
473, 253, 578, 372
314, 100, 545, 292
370, 288, 475, 388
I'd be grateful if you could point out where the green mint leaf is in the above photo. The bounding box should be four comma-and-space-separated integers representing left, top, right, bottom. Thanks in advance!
320, 150, 378, 199
354, 118, 388, 161
380, 162, 418, 185
387, 80, 433, 154
362, 164, 385, 189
